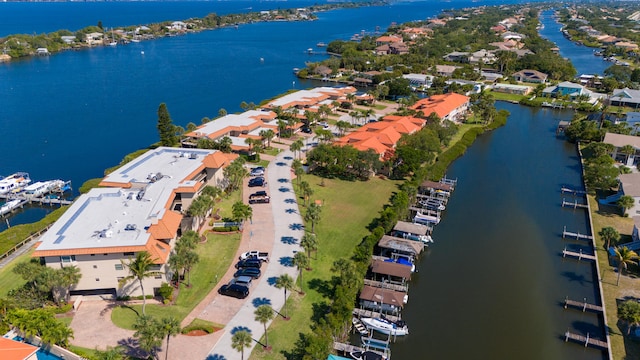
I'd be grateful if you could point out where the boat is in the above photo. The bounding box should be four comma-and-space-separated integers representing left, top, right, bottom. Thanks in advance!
414, 212, 440, 225
384, 255, 415, 272
402, 232, 433, 243
361, 316, 409, 336
23, 180, 65, 198
0, 173, 31, 194
0, 199, 22, 216
350, 350, 387, 360
316, 42, 326, 47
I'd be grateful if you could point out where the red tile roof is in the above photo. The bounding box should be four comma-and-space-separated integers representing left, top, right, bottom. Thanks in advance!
0, 337, 38, 360
409, 93, 469, 119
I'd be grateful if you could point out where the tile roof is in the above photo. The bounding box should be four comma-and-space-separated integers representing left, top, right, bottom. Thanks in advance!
409, 92, 470, 119
0, 337, 38, 360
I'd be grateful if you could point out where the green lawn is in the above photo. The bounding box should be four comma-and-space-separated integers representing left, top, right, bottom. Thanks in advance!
250, 175, 402, 360
0, 249, 32, 297
588, 194, 640, 360
111, 232, 241, 329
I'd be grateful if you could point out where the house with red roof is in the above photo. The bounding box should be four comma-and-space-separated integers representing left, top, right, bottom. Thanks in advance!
0, 338, 38, 360
409, 93, 470, 123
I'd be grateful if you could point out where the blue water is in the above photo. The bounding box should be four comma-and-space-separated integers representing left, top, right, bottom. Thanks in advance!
538, 9, 611, 76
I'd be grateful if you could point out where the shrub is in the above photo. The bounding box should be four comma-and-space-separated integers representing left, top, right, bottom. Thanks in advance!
157, 282, 173, 301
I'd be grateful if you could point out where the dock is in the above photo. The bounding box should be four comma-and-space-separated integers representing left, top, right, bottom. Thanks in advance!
333, 342, 388, 359
561, 187, 587, 196
363, 278, 408, 293
0, 194, 73, 206
409, 206, 440, 216
562, 247, 596, 261
564, 297, 604, 314
562, 198, 589, 209
562, 226, 594, 241
353, 308, 400, 323
564, 331, 608, 349
352, 317, 369, 335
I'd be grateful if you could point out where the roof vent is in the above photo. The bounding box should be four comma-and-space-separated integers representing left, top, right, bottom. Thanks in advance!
189, 152, 197, 159
125, 224, 137, 231
136, 189, 145, 201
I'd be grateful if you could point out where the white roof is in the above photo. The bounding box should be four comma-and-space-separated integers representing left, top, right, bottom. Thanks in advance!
266, 87, 355, 108
37, 147, 217, 251
190, 110, 275, 138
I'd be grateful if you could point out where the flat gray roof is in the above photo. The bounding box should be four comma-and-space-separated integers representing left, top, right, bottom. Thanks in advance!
393, 221, 429, 236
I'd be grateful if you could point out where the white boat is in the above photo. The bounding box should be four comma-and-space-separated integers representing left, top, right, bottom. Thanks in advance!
23, 180, 65, 198
0, 199, 22, 216
0, 173, 31, 194
361, 317, 409, 336
350, 350, 387, 360
403, 232, 433, 243
414, 212, 440, 225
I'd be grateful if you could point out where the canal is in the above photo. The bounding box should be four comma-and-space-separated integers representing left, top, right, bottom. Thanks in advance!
390, 104, 606, 360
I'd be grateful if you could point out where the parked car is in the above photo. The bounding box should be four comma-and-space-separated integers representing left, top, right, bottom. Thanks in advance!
248, 177, 265, 187
233, 267, 261, 279
250, 167, 265, 177
230, 275, 253, 288
239, 250, 269, 262
301, 126, 312, 134
249, 190, 270, 204
318, 121, 329, 129
235, 258, 263, 269
218, 283, 249, 299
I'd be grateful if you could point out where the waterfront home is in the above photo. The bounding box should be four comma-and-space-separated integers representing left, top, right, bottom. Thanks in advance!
182, 110, 279, 152
604, 173, 640, 216
377, 235, 424, 258
610, 88, 640, 108
493, 83, 533, 95
624, 112, 640, 134
408, 92, 470, 123
435, 65, 458, 77
375, 35, 403, 46
602, 132, 640, 166
512, 69, 548, 83
577, 74, 604, 89
263, 86, 357, 112
60, 35, 76, 44
542, 81, 590, 99
481, 70, 503, 82
403, 73, 433, 88
32, 147, 236, 298
359, 285, 407, 315
84, 32, 104, 46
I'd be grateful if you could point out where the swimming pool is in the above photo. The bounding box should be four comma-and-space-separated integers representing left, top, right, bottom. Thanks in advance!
10, 336, 66, 360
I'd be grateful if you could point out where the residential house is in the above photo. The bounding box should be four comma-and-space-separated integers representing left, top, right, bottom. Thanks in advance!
597, 35, 619, 45
468, 49, 497, 64
615, 41, 639, 51
491, 24, 507, 33
375, 35, 403, 46
409, 92, 470, 123
403, 73, 434, 88
446, 79, 483, 95
493, 83, 533, 95
501, 31, 526, 41
264, 86, 357, 111
32, 147, 237, 298
443, 51, 469, 63
577, 74, 604, 88
601, 172, 640, 216
624, 112, 640, 134
499, 17, 520, 29
435, 65, 458, 77
0, 337, 38, 360
610, 88, 640, 108
603, 132, 640, 166
512, 69, 548, 83
61, 36, 76, 44
85, 32, 104, 46
542, 81, 589, 99
481, 71, 503, 82
401, 27, 433, 39
389, 42, 409, 55
374, 44, 390, 56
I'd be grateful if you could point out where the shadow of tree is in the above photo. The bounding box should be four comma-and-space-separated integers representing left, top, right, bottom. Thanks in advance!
205, 355, 228, 360
307, 278, 333, 298
279, 256, 294, 267
283, 156, 293, 160
278, 178, 290, 183
285, 208, 297, 214
281, 236, 298, 245
289, 223, 304, 231
284, 198, 297, 204
276, 162, 287, 166
311, 301, 331, 324
230, 326, 252, 335
252, 297, 272, 307
279, 187, 291, 193
117, 337, 149, 360
560, 271, 589, 286
267, 276, 279, 286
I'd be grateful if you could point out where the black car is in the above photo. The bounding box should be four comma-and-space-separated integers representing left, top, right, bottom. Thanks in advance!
234, 267, 262, 279
235, 258, 263, 269
218, 283, 249, 299
248, 177, 265, 187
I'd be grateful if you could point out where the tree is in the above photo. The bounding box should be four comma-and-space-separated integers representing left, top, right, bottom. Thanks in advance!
218, 108, 227, 117
94, 346, 126, 360
254, 305, 275, 349
119, 251, 162, 315
159, 317, 181, 360
260, 129, 275, 149
58, 265, 81, 303
619, 144, 635, 164
299, 180, 313, 206
293, 252, 310, 292
305, 202, 322, 233
300, 232, 318, 260
223, 158, 248, 192
617, 195, 635, 216
157, 103, 178, 147
292, 159, 304, 187
232, 201, 253, 223
335, 120, 351, 136
599, 226, 620, 250
133, 315, 163, 359
231, 330, 253, 360
612, 246, 639, 286
618, 300, 640, 335
274, 274, 294, 319
290, 139, 303, 159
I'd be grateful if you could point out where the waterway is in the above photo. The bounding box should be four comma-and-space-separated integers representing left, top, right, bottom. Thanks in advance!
538, 9, 611, 76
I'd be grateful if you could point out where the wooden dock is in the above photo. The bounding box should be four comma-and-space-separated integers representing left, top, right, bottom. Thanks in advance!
562, 198, 589, 209
564, 297, 604, 314
352, 317, 369, 335
562, 226, 594, 241
561, 187, 587, 196
0, 194, 72, 206
562, 247, 596, 261
363, 278, 408, 293
409, 206, 440, 216
333, 342, 388, 359
565, 331, 608, 349
353, 308, 400, 323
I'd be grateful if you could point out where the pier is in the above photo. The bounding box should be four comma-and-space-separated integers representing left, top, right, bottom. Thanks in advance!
353, 308, 400, 323
564, 331, 609, 350
0, 193, 73, 207
333, 342, 388, 359
363, 278, 408, 293
562, 226, 594, 241
564, 296, 604, 314
562, 247, 596, 261
561, 198, 589, 209
561, 187, 587, 196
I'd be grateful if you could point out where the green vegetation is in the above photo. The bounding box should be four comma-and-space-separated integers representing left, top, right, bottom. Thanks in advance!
181, 318, 221, 334
0, 206, 66, 256
111, 232, 241, 330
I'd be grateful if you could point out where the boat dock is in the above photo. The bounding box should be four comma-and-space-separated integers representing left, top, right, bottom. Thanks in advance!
562, 226, 594, 241
353, 308, 400, 323
0, 193, 73, 207
562, 198, 589, 209
564, 297, 604, 314
333, 342, 388, 359
561, 187, 587, 196
352, 317, 369, 335
562, 247, 596, 261
363, 279, 408, 293
564, 331, 609, 350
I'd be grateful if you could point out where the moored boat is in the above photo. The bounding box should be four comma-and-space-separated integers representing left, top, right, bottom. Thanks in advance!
0, 199, 22, 216
0, 173, 31, 194
414, 211, 440, 225
349, 350, 387, 360
361, 316, 409, 336
23, 180, 65, 198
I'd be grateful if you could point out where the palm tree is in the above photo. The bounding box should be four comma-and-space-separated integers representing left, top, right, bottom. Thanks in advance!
159, 317, 181, 360
274, 274, 294, 319
599, 226, 620, 249
232, 201, 253, 223
133, 315, 163, 359
335, 120, 351, 136
300, 232, 318, 260
119, 251, 162, 315
254, 305, 275, 349
618, 300, 640, 335
299, 180, 313, 206
200, 185, 223, 200
94, 346, 126, 360
617, 195, 635, 216
346, 93, 356, 103
612, 246, 639, 285
290, 139, 303, 159
231, 330, 253, 360
292, 159, 304, 187
293, 252, 309, 292
59, 265, 81, 303
620, 144, 635, 164
305, 202, 322, 233
259, 129, 275, 149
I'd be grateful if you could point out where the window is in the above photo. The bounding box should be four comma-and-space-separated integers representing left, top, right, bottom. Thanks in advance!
123, 252, 135, 256
115, 264, 124, 271
95, 278, 100, 281
60, 255, 75, 263
93, 265, 98, 269
90, 254, 95, 257
154, 274, 163, 279
149, 264, 162, 271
